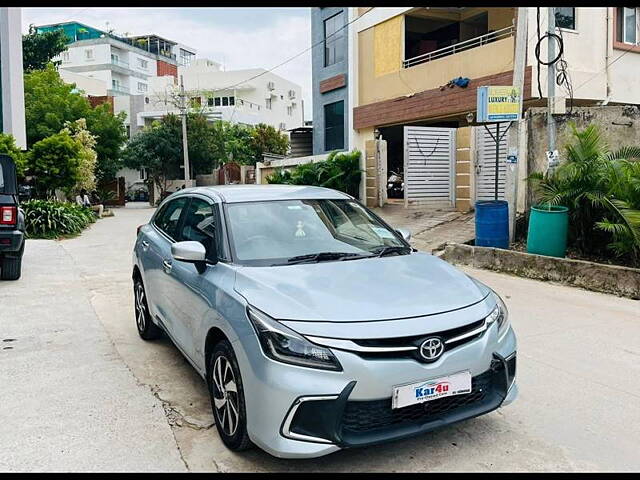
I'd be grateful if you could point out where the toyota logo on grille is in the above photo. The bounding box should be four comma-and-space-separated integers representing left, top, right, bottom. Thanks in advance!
419, 337, 444, 361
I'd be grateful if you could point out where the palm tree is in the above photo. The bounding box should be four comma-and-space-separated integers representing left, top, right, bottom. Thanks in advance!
528, 123, 640, 264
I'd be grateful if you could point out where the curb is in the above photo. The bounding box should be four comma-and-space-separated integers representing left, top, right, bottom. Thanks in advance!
438, 242, 640, 300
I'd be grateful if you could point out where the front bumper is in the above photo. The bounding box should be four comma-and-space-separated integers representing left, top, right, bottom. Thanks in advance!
282, 353, 516, 449
234, 323, 517, 459
0, 229, 24, 255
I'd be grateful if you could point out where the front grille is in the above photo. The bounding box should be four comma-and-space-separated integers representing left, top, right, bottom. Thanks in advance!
341, 369, 493, 434
352, 318, 486, 362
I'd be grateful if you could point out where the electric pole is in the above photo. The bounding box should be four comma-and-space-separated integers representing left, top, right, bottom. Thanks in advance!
505, 7, 528, 243
547, 7, 557, 155
178, 74, 191, 185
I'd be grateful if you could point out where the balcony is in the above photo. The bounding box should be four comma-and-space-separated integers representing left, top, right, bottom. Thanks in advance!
111, 58, 130, 68
403, 25, 514, 69
358, 8, 517, 106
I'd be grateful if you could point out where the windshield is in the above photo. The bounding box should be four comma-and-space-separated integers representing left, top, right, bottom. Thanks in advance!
225, 199, 408, 266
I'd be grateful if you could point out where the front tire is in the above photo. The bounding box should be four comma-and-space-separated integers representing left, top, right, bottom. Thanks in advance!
134, 277, 162, 340
208, 340, 252, 451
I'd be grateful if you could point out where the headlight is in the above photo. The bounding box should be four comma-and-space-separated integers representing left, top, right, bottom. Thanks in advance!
486, 290, 510, 340
247, 306, 342, 371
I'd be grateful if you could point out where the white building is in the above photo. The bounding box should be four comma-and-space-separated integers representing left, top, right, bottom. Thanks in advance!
0, 7, 26, 148
36, 22, 196, 97
138, 59, 304, 131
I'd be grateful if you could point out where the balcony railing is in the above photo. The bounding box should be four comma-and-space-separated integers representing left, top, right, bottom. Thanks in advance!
111, 58, 130, 68
402, 25, 515, 69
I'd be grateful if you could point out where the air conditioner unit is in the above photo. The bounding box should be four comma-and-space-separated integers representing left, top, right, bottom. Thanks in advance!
267, 81, 275, 91
288, 89, 296, 99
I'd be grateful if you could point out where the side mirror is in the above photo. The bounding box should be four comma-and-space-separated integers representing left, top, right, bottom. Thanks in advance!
172, 241, 207, 267
396, 228, 411, 242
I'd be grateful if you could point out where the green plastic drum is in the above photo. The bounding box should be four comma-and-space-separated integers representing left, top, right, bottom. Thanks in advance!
526, 205, 569, 258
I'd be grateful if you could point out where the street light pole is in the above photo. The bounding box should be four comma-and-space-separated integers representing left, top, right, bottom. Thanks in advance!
178, 74, 191, 185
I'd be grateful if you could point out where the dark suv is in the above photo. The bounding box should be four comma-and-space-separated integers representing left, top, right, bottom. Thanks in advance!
0, 154, 25, 280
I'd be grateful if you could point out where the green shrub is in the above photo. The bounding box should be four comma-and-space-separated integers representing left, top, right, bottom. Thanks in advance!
528, 123, 640, 265
266, 150, 362, 197
22, 199, 96, 239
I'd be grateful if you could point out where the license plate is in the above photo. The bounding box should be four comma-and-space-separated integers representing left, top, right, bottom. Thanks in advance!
392, 371, 472, 409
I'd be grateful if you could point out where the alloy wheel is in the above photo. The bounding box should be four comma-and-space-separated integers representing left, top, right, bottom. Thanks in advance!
135, 282, 147, 332
212, 355, 240, 436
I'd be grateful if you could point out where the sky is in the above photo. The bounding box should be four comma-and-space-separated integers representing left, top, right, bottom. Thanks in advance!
22, 7, 313, 120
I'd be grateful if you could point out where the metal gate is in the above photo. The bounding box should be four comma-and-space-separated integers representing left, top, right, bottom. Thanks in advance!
474, 123, 508, 202
403, 126, 456, 207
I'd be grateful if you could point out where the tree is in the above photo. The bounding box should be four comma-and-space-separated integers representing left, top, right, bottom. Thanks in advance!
210, 121, 255, 165
23, 65, 127, 182
22, 24, 68, 72
249, 123, 289, 164
85, 103, 127, 181
61, 119, 98, 193
0, 134, 27, 178
121, 121, 182, 195
28, 131, 82, 197
24, 65, 92, 146
160, 113, 221, 175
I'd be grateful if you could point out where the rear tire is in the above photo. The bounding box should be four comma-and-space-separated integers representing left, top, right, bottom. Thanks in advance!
208, 340, 252, 451
134, 277, 163, 340
1, 250, 23, 281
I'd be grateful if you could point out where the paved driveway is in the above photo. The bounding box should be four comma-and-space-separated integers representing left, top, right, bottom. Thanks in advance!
2, 203, 639, 472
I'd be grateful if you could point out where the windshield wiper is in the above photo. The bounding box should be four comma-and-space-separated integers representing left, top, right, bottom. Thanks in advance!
372, 245, 412, 257
286, 251, 370, 265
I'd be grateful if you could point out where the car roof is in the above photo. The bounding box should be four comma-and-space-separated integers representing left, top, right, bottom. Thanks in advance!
177, 184, 352, 203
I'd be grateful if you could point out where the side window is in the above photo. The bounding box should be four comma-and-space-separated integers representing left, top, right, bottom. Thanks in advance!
154, 197, 189, 240
180, 198, 221, 262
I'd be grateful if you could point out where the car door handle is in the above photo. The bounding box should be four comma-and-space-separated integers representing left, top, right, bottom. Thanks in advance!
141, 240, 150, 249
162, 259, 173, 273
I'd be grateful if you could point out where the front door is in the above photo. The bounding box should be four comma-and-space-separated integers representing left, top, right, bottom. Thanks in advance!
141, 196, 189, 330
166, 196, 221, 361
403, 126, 456, 208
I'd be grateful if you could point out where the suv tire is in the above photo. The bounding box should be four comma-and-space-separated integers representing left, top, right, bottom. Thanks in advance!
1, 246, 23, 281
134, 277, 163, 340
209, 340, 252, 451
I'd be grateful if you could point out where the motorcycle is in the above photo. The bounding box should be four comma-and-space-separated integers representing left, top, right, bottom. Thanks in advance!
387, 170, 404, 199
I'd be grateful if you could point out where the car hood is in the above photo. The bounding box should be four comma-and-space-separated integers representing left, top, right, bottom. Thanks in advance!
233, 252, 490, 322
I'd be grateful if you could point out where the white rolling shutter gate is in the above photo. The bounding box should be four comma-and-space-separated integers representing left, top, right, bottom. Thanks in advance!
474, 123, 508, 202
403, 126, 456, 207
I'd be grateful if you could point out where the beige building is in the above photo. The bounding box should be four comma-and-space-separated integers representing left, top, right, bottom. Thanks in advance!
346, 7, 640, 211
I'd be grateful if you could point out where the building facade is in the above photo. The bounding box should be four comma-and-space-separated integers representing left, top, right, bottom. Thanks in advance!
138, 58, 304, 131
0, 7, 26, 148
323, 7, 640, 209
36, 22, 196, 97
311, 7, 350, 155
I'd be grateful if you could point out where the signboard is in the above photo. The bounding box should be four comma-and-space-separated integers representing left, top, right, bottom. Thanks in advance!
476, 86, 522, 122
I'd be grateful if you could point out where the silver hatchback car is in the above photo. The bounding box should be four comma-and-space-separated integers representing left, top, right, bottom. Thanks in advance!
132, 185, 517, 459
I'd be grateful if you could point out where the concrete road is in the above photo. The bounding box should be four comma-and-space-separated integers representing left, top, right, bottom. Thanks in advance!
2, 203, 639, 472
